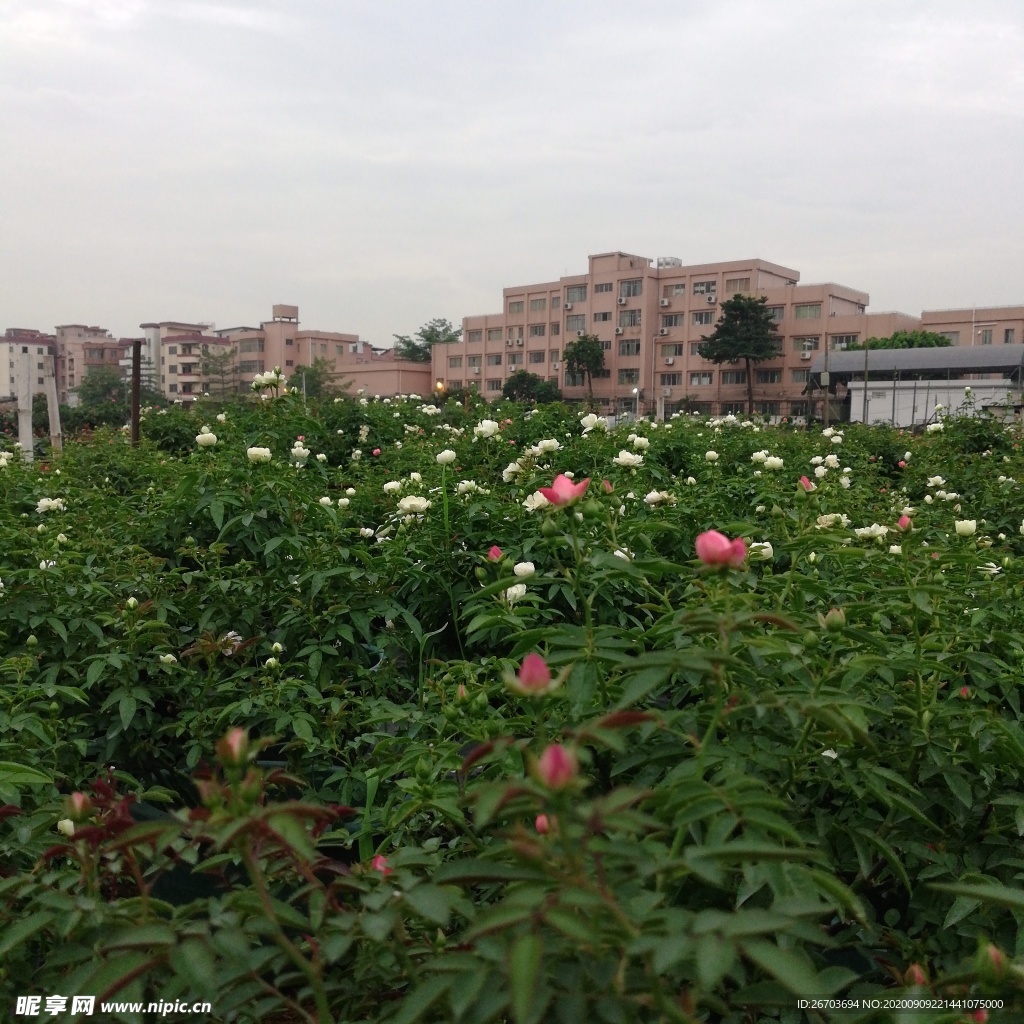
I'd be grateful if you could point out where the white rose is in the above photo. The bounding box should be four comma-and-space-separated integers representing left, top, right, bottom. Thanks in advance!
397, 496, 431, 514
954, 520, 976, 537
436, 449, 457, 465
513, 561, 535, 578
705, 451, 719, 462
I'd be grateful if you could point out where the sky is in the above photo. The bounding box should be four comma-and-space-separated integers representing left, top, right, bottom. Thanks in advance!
2, 0, 1022, 345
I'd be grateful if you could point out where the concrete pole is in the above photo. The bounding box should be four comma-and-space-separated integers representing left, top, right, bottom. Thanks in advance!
130, 339, 141, 447
44, 355, 62, 452
15, 346, 33, 461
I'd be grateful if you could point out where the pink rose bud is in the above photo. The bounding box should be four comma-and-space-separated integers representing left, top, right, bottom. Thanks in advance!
371, 854, 393, 876
960, 686, 971, 699
602, 479, 613, 493
535, 813, 550, 834
65, 792, 93, 822
695, 530, 747, 568
297, 436, 304, 441
457, 683, 468, 700
898, 460, 907, 468
799, 475, 816, 492
898, 515, 912, 531
372, 448, 381, 456
487, 545, 503, 561
534, 744, 578, 789
216, 727, 249, 767
510, 653, 553, 696
538, 474, 591, 507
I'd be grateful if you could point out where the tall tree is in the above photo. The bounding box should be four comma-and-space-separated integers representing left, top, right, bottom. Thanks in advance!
287, 356, 338, 399
698, 295, 782, 415
392, 318, 462, 363
200, 347, 240, 397
562, 334, 605, 408
75, 365, 128, 408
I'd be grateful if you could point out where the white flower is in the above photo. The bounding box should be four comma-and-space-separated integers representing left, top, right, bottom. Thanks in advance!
807, 551, 818, 563
854, 523, 889, 540
56, 533, 67, 544
523, 491, 551, 511
926, 422, 944, 433
360, 528, 374, 538
612, 449, 644, 468
57, 819, 75, 837
705, 450, 719, 462
924, 494, 934, 504
319, 496, 333, 506
632, 436, 650, 450
457, 480, 477, 494
216, 413, 227, 423
351, 449, 363, 461
685, 476, 697, 486
751, 451, 767, 463
927, 476, 945, 487
822, 749, 839, 760
36, 497, 66, 513
397, 495, 431, 514
830, 436, 843, 445
643, 490, 671, 505
503, 583, 527, 605
383, 480, 402, 494
613, 548, 632, 561
755, 505, 766, 513
824, 453, 840, 469
979, 561, 1001, 576
964, 386, 972, 395
247, 447, 272, 463
749, 541, 774, 561
337, 497, 350, 507
810, 456, 824, 466
764, 456, 784, 471
346, 487, 356, 496
159, 654, 177, 664
814, 466, 828, 479
536, 438, 561, 453
513, 561, 535, 578
474, 419, 500, 438
563, 471, 574, 478
436, 449, 457, 465
839, 476, 851, 489
359, 398, 368, 406
291, 443, 310, 462
888, 545, 903, 555
265, 657, 279, 669
126, 597, 138, 610
821, 427, 835, 438
409, 472, 422, 483
580, 413, 606, 434
195, 431, 217, 447
316, 453, 328, 463
39, 560, 56, 569
955, 519, 977, 537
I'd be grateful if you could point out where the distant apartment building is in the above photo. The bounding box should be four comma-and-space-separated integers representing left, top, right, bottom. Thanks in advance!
3, 328, 57, 400
439, 253, 921, 418
920, 306, 1024, 348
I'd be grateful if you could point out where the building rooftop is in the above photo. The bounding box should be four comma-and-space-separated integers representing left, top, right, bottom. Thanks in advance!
810, 344, 1024, 386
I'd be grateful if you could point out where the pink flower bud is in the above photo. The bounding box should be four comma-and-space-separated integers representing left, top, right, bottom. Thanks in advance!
695, 530, 747, 568
509, 653, 554, 696
602, 479, 613, 493
372, 448, 381, 456
371, 854, 393, 876
487, 545, 503, 561
538, 474, 591, 507
216, 727, 249, 767
904, 963, 927, 986
799, 475, 816, 492
457, 683, 468, 700
898, 515, 912, 531
535, 813, 550, 834
960, 686, 971, 699
65, 792, 93, 822
898, 460, 907, 468
534, 744, 578, 789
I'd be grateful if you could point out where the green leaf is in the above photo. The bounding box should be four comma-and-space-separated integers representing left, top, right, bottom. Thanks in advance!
386, 976, 451, 1024
210, 499, 224, 530
403, 884, 451, 926
0, 911, 53, 957
0, 762, 52, 787
929, 881, 1024, 913
169, 938, 216, 995
943, 771, 973, 809
942, 896, 981, 929
741, 938, 821, 996
508, 933, 543, 1024
119, 694, 137, 731
695, 932, 735, 989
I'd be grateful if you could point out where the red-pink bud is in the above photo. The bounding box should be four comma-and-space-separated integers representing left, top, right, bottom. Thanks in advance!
371, 854, 393, 876
457, 683, 468, 700
960, 686, 971, 699
372, 448, 381, 456
602, 479, 613, 493
487, 545, 503, 561
905, 963, 927, 986
537, 474, 590, 507
534, 744, 578, 789
535, 813, 550, 834
509, 653, 554, 696
695, 530, 747, 568
799, 475, 816, 492
216, 727, 249, 767
898, 515, 912, 531
898, 460, 907, 468
65, 792, 93, 822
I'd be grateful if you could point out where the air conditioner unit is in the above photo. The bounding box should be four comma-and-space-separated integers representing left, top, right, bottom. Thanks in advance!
658, 328, 669, 336
472, 367, 480, 375
706, 294, 717, 304
659, 298, 671, 307
564, 303, 573, 311
552, 362, 560, 369
662, 386, 672, 397
576, 330, 585, 337
614, 327, 624, 335
515, 339, 523, 346
617, 297, 628, 305
801, 352, 812, 361
664, 357, 675, 365
505, 339, 513, 347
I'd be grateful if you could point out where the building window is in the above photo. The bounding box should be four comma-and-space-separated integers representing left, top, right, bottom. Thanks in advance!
790, 400, 810, 416
594, 368, 611, 378
508, 325, 524, 341
467, 330, 483, 343
565, 371, 586, 386
830, 334, 858, 349
467, 355, 482, 367
690, 342, 705, 357
168, 364, 178, 374
725, 277, 750, 293
620, 278, 643, 298
529, 324, 546, 337
486, 378, 502, 392
508, 353, 523, 366
529, 298, 546, 312
721, 370, 747, 385
1004, 328, 1016, 344
692, 311, 714, 326
593, 312, 611, 322
449, 356, 463, 368
508, 300, 524, 315
486, 353, 502, 365
755, 369, 782, 384
449, 380, 462, 389
335, 344, 344, 356
239, 339, 264, 353
167, 346, 177, 354
690, 372, 713, 386
939, 331, 960, 344
601, 339, 612, 350
550, 322, 560, 336
794, 303, 821, 319
619, 340, 641, 356
239, 360, 260, 373
566, 314, 585, 332
662, 283, 686, 297
285, 337, 294, 345
487, 328, 502, 341
566, 285, 587, 303
594, 282, 613, 293
660, 373, 683, 386
550, 349, 560, 362
169, 383, 178, 393
285, 359, 294, 367
758, 401, 781, 417
662, 344, 685, 357
767, 305, 785, 321
661, 314, 684, 328
794, 336, 820, 351
550, 293, 560, 306
692, 280, 717, 295
791, 369, 811, 383
618, 309, 641, 328
529, 351, 545, 364
980, 328, 993, 345
618, 368, 640, 385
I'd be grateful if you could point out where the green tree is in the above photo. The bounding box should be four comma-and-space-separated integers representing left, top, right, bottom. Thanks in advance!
698, 295, 782, 415
75, 365, 129, 408
392, 318, 462, 363
200, 347, 239, 397
849, 329, 953, 350
502, 369, 542, 402
288, 356, 338, 399
534, 379, 562, 405
562, 334, 605, 407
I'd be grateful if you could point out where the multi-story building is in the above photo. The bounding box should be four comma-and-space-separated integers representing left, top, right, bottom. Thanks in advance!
440, 252, 920, 419
3, 328, 57, 400
921, 306, 1024, 348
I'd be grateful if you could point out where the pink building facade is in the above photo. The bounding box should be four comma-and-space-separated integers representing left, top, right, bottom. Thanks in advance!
438, 253, 921, 419
921, 306, 1024, 348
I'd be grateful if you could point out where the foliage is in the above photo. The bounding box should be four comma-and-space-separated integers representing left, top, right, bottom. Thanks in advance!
851, 330, 954, 350
1, 397, 1023, 1022
288, 356, 339, 399
200, 347, 241, 397
393, 319, 462, 363
562, 334, 605, 406
501, 370, 562, 404
698, 295, 783, 415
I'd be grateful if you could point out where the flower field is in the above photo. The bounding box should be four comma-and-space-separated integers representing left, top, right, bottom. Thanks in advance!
1, 391, 1023, 1023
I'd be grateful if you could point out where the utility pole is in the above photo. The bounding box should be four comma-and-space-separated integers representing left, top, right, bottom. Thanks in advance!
130, 339, 141, 447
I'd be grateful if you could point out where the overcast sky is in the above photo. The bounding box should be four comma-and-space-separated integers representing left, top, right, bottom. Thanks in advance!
2, 0, 1022, 345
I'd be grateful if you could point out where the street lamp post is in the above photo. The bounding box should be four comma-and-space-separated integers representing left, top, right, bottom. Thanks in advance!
632, 386, 639, 420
